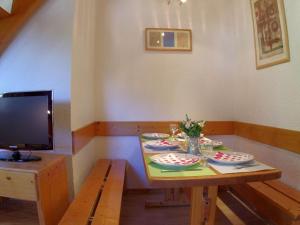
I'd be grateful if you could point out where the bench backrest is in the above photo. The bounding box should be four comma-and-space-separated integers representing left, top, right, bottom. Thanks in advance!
59, 159, 126, 225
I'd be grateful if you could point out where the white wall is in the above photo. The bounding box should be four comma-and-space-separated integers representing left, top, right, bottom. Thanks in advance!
71, 0, 97, 131
0, 0, 75, 196
0, 0, 74, 154
233, 136, 300, 190
94, 0, 240, 189
233, 0, 300, 131
71, 0, 99, 194
2, 0, 298, 192
95, 0, 238, 121
93, 0, 300, 190
229, 0, 300, 190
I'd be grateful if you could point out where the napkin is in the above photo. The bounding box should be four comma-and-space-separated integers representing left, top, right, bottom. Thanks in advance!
209, 160, 274, 174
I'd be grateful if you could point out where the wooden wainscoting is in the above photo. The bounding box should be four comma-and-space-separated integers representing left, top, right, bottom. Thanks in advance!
0, 0, 46, 55
72, 121, 300, 155
72, 121, 234, 154
72, 122, 97, 154
234, 122, 300, 155
96, 121, 234, 136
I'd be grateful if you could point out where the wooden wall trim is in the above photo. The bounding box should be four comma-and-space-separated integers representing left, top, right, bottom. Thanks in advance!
72, 121, 300, 155
72, 121, 234, 154
234, 121, 300, 155
0, 8, 10, 19
96, 121, 234, 136
0, 0, 46, 56
72, 122, 97, 154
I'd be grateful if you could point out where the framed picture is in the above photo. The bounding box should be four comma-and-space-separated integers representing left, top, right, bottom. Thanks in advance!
145, 28, 192, 51
250, 0, 290, 69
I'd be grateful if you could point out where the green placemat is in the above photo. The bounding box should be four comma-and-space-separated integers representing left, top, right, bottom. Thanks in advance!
213, 145, 231, 151
146, 157, 216, 178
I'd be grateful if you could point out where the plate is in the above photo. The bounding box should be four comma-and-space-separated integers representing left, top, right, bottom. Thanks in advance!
199, 137, 223, 147
177, 133, 204, 139
144, 140, 179, 150
142, 133, 170, 140
150, 153, 200, 168
208, 152, 254, 165
176, 132, 187, 139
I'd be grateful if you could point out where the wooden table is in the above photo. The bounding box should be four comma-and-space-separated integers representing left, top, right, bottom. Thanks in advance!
139, 138, 281, 225
0, 152, 70, 225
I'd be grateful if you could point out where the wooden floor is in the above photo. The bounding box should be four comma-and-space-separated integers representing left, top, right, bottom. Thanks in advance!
0, 190, 268, 225
0, 198, 38, 225
120, 189, 268, 225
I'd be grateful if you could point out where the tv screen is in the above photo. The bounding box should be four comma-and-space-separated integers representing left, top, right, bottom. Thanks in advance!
0, 91, 53, 150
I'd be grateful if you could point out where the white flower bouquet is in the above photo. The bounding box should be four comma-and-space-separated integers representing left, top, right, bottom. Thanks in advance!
179, 115, 205, 138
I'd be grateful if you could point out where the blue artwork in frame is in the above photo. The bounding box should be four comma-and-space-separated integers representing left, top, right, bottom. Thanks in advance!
145, 28, 192, 51
163, 32, 175, 47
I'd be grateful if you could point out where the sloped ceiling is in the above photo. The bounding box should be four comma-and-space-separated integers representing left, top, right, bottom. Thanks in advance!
0, 0, 14, 14
0, 0, 46, 56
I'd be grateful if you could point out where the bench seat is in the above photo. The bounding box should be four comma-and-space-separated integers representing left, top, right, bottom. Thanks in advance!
59, 159, 126, 225
231, 180, 300, 225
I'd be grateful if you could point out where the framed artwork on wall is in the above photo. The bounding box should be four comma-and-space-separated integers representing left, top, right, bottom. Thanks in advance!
145, 28, 192, 51
250, 0, 290, 69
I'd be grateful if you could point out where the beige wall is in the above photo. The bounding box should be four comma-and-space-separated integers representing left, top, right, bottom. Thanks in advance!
0, 0, 75, 195
71, 0, 97, 131
92, 0, 300, 190
72, 140, 98, 193
233, 136, 300, 190
2, 0, 297, 192
71, 0, 100, 193
0, 0, 74, 155
229, 0, 300, 190
95, 0, 238, 121
233, 0, 300, 131
94, 0, 240, 189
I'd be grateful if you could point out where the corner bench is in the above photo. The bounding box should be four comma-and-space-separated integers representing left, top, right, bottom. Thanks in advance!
59, 159, 126, 225
231, 179, 300, 225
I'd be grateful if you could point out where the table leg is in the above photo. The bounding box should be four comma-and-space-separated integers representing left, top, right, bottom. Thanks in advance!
206, 186, 218, 225
190, 186, 205, 225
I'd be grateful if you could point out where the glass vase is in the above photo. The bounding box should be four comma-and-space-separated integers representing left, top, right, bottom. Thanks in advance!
187, 137, 199, 155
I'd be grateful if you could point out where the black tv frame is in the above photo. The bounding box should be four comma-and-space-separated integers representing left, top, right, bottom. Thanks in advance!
0, 90, 53, 162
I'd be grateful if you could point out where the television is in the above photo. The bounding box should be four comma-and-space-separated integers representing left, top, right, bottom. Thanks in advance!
0, 90, 53, 162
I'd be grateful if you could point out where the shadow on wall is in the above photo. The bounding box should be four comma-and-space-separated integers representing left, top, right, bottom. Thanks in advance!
96, 136, 150, 189
52, 102, 74, 197
52, 102, 72, 155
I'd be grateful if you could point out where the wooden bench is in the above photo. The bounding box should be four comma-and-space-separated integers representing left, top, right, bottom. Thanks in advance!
231, 180, 300, 225
59, 159, 126, 225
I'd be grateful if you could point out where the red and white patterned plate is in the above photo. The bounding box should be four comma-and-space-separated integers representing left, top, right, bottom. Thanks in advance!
208, 152, 254, 165
199, 137, 223, 147
144, 140, 179, 150
150, 153, 200, 168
